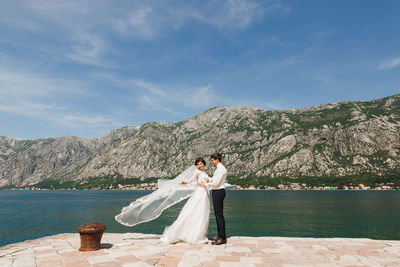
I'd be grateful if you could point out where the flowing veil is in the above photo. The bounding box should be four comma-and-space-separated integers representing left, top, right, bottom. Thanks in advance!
115, 165, 198, 227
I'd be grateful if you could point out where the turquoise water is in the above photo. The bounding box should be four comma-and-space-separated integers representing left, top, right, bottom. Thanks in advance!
1, 190, 400, 247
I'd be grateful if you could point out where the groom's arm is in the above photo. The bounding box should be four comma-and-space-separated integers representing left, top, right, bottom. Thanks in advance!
205, 169, 223, 188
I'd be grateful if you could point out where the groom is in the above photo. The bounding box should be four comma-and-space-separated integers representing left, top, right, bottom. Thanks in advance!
201, 153, 227, 245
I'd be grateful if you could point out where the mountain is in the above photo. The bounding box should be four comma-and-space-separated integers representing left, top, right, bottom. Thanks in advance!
1, 94, 400, 188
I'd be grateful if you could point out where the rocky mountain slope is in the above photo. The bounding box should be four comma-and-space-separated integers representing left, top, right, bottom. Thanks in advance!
1, 94, 399, 187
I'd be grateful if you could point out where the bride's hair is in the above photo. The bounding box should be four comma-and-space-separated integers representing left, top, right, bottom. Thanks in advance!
194, 157, 206, 166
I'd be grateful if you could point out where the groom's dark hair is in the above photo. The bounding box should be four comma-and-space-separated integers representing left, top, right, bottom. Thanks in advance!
210, 153, 222, 162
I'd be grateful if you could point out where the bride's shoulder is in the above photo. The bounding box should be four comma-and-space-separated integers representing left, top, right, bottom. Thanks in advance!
193, 168, 202, 174
198, 170, 208, 176
193, 168, 202, 175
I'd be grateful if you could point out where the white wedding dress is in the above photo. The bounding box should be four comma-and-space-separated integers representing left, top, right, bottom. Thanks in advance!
160, 169, 210, 244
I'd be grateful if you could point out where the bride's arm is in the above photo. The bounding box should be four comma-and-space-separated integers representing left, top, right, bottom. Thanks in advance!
205, 173, 212, 183
180, 169, 198, 184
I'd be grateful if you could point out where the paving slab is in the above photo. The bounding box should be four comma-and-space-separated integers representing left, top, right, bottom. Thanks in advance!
1, 233, 400, 266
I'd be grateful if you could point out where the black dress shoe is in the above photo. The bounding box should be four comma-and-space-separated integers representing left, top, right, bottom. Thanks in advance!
208, 236, 219, 241
212, 238, 227, 245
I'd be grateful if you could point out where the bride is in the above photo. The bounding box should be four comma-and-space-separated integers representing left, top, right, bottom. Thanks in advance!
160, 157, 210, 244
115, 157, 211, 244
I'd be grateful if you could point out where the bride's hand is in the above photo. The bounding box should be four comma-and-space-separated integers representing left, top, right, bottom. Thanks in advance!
199, 181, 206, 187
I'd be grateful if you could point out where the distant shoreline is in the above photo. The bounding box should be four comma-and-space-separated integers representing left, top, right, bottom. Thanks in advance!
2, 180, 399, 191
1, 187, 399, 191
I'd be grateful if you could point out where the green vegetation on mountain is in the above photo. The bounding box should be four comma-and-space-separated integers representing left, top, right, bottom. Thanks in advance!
1, 94, 399, 189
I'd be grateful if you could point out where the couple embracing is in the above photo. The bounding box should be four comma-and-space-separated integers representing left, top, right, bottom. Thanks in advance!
115, 153, 228, 245
161, 153, 227, 245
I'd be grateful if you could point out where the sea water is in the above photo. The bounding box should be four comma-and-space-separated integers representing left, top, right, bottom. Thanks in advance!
1, 190, 399, 247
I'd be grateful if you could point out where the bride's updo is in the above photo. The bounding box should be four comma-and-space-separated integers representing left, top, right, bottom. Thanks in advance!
194, 157, 206, 166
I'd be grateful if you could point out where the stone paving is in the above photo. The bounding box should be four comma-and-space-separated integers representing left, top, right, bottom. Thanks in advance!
1, 233, 400, 266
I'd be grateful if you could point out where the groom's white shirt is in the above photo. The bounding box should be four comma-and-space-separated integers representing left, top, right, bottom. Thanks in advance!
206, 163, 227, 190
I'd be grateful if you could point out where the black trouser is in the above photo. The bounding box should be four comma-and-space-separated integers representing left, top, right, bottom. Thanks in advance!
212, 188, 226, 239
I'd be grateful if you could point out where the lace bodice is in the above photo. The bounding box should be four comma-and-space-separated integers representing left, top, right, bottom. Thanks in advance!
197, 170, 209, 184
193, 169, 209, 185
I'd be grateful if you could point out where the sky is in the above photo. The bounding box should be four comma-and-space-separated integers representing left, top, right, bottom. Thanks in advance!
0, 0, 399, 139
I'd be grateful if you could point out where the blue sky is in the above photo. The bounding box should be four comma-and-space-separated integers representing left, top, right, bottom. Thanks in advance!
0, 0, 399, 139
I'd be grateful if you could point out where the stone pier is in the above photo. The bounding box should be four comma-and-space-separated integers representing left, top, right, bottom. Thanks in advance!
1, 233, 400, 266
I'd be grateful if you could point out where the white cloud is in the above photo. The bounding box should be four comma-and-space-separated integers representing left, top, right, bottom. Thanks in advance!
0, 0, 289, 66
117, 7, 160, 40
0, 96, 115, 129
199, 0, 265, 29
0, 66, 87, 97
115, 1, 271, 40
378, 58, 400, 70
133, 80, 217, 114
0, 66, 116, 129
91, 72, 284, 115
67, 35, 108, 66
91, 73, 219, 114
131, 79, 167, 98
61, 114, 115, 128
139, 95, 181, 115
191, 85, 214, 108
